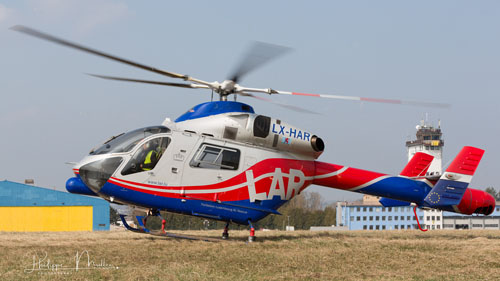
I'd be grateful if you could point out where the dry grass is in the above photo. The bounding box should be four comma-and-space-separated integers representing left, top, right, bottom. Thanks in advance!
0, 229, 499, 280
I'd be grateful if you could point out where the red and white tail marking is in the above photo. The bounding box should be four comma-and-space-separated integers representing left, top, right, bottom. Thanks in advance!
400, 152, 434, 178
441, 146, 484, 183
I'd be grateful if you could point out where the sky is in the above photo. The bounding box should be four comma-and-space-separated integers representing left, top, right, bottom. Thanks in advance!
1, 1, 499, 203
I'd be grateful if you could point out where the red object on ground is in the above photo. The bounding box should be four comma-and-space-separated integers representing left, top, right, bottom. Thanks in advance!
414, 206, 428, 232
161, 219, 166, 233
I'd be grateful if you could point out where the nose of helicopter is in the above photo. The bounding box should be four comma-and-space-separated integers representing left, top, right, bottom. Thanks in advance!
78, 157, 123, 194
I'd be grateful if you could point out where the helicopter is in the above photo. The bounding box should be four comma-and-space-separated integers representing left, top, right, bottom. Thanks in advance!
11, 25, 496, 241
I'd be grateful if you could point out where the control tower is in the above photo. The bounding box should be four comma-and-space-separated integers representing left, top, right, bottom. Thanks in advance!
406, 120, 444, 176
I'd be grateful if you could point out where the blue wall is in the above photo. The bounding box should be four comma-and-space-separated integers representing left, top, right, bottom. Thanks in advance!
0, 181, 109, 231
339, 204, 424, 230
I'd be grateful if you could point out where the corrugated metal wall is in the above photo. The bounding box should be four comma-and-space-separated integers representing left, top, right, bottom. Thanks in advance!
0, 206, 93, 231
0, 181, 109, 231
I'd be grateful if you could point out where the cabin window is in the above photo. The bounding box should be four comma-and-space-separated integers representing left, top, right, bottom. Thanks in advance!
121, 137, 171, 175
253, 115, 271, 138
190, 143, 240, 170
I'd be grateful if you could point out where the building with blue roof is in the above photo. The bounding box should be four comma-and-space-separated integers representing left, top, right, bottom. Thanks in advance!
0, 181, 109, 231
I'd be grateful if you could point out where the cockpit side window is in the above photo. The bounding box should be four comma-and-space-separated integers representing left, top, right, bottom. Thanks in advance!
90, 126, 170, 155
121, 137, 171, 175
190, 144, 240, 170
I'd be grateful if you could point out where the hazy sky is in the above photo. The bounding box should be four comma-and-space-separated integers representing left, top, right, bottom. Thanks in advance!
1, 1, 499, 202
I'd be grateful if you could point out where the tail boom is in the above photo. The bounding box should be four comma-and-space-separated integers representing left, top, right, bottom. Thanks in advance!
312, 146, 495, 216
313, 161, 430, 203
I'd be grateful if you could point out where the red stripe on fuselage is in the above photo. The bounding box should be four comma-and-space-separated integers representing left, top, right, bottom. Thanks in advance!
313, 161, 386, 190
108, 159, 316, 202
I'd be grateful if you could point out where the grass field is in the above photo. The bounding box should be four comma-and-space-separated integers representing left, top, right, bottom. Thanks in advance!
0, 229, 499, 280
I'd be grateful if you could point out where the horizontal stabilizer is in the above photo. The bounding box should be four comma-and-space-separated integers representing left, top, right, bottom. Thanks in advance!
400, 152, 434, 177
424, 146, 484, 208
379, 197, 411, 207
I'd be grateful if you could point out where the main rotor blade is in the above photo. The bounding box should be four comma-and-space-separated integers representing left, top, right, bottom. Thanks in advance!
238, 93, 319, 114
87, 74, 210, 89
229, 41, 292, 83
238, 87, 451, 108
280, 91, 451, 108
10, 25, 187, 80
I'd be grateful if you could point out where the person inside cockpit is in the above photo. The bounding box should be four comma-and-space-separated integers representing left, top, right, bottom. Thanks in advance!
139, 141, 159, 171
121, 137, 170, 176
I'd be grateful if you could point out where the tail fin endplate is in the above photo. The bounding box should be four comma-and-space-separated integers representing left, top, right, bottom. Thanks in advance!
424, 146, 484, 208
400, 152, 434, 178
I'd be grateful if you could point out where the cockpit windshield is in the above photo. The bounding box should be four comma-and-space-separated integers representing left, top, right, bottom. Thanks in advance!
90, 126, 170, 155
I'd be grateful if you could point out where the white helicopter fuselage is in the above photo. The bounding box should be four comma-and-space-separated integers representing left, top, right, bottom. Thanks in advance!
70, 101, 323, 224
67, 101, 496, 226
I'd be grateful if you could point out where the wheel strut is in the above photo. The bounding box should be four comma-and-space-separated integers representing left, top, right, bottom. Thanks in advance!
248, 220, 256, 242
222, 222, 230, 239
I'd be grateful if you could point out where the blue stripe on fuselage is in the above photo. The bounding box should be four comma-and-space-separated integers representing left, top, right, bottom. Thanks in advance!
356, 176, 433, 205
99, 181, 286, 225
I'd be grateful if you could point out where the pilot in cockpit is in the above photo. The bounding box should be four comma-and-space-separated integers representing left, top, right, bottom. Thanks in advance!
139, 141, 160, 171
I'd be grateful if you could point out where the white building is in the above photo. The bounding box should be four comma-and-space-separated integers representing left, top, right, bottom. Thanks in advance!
406, 120, 443, 176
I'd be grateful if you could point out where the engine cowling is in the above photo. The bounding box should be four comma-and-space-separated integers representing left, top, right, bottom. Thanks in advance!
172, 111, 325, 159
456, 188, 496, 215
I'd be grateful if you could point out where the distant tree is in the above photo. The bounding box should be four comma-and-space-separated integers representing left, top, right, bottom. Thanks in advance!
321, 205, 336, 226
286, 192, 307, 209
306, 192, 324, 211
109, 206, 121, 225
485, 187, 500, 201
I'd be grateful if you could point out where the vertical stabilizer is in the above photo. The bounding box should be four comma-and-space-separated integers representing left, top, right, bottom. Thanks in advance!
400, 152, 434, 178
424, 146, 484, 208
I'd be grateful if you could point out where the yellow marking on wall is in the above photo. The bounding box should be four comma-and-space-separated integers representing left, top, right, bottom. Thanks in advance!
0, 206, 93, 232
431, 140, 440, 146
